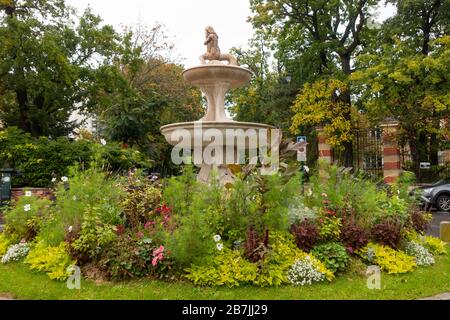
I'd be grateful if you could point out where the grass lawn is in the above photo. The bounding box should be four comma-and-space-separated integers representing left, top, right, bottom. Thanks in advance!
1, 251, 449, 300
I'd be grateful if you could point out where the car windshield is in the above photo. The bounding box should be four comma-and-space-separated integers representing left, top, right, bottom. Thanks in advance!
432, 179, 450, 186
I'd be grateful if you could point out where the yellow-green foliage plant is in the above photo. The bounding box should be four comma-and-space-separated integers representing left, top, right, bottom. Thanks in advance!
25, 241, 74, 280
318, 216, 342, 242
422, 236, 447, 255
262, 232, 334, 285
403, 231, 447, 256
358, 243, 416, 274
185, 248, 258, 287
185, 233, 334, 288
0, 234, 11, 257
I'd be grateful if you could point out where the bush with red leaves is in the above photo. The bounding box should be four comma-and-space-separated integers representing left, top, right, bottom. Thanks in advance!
290, 219, 319, 252
244, 225, 270, 263
340, 218, 369, 254
410, 210, 431, 234
372, 218, 403, 249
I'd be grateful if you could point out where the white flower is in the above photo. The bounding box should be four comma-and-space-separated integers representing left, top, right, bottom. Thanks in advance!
303, 165, 310, 173
1, 243, 30, 264
51, 177, 57, 183
100, 138, 107, 146
405, 241, 435, 266
24, 204, 31, 212
287, 257, 327, 286
25, 191, 32, 197
216, 243, 224, 251
61, 176, 68, 182
306, 189, 313, 196
68, 226, 73, 233
72, 196, 77, 201
213, 235, 221, 242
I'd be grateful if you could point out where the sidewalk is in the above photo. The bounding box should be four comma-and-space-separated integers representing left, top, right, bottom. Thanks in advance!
420, 292, 450, 300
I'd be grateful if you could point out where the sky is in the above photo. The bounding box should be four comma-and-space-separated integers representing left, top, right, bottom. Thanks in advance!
65, 0, 397, 67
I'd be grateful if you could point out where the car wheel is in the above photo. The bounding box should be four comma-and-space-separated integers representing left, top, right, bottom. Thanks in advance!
436, 194, 450, 212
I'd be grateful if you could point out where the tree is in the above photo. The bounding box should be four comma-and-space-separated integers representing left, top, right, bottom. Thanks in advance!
97, 24, 203, 173
351, 35, 449, 171
228, 33, 297, 134
381, 0, 450, 166
249, 0, 381, 166
0, 0, 124, 137
291, 78, 354, 148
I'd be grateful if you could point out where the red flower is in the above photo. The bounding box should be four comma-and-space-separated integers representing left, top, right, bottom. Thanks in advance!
116, 224, 125, 235
325, 209, 336, 216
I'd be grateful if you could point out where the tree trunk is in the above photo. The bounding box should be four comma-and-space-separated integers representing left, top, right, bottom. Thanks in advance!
430, 132, 440, 166
340, 54, 354, 168
16, 88, 31, 134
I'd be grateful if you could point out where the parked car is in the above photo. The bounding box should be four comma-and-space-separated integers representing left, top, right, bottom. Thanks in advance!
417, 179, 450, 211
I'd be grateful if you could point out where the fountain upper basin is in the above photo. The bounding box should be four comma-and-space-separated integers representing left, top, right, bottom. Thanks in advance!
160, 121, 276, 148
183, 64, 252, 88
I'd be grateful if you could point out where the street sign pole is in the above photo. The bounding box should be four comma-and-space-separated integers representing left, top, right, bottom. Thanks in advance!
296, 137, 308, 196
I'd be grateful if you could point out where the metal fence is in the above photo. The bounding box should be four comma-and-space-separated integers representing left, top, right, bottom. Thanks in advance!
333, 128, 383, 181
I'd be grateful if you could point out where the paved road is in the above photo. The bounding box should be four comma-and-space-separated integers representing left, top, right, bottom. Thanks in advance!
427, 210, 450, 237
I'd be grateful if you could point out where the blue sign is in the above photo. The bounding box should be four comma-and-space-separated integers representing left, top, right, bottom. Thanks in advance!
297, 136, 307, 143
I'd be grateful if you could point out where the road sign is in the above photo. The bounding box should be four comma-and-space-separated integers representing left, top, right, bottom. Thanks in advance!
297, 136, 307, 144
297, 146, 307, 162
420, 162, 431, 169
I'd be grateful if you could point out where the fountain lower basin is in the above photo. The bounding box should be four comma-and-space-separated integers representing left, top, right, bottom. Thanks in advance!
160, 121, 276, 148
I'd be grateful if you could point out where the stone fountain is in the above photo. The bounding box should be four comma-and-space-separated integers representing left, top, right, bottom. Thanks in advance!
160, 26, 277, 185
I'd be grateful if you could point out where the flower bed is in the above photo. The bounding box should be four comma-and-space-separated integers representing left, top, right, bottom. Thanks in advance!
0, 164, 447, 287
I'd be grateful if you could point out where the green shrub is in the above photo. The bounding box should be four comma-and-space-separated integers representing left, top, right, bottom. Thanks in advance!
70, 206, 117, 261
98, 234, 166, 280
358, 243, 416, 274
312, 242, 350, 273
0, 127, 152, 188
39, 167, 123, 245
25, 242, 74, 280
4, 195, 52, 243
121, 174, 162, 230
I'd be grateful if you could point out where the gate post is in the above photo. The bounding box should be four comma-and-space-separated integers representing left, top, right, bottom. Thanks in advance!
316, 126, 333, 180
380, 121, 402, 184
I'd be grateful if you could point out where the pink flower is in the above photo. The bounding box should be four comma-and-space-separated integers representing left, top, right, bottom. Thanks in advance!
136, 231, 144, 239
153, 245, 165, 256
152, 257, 158, 266
144, 221, 156, 229
319, 218, 324, 223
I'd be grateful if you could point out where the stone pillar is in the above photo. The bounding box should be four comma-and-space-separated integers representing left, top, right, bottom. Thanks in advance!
380, 121, 402, 184
441, 222, 450, 243
317, 127, 332, 180
317, 127, 333, 165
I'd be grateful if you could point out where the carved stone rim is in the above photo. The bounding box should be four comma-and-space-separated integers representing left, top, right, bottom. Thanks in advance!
183, 64, 252, 74
160, 121, 276, 132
